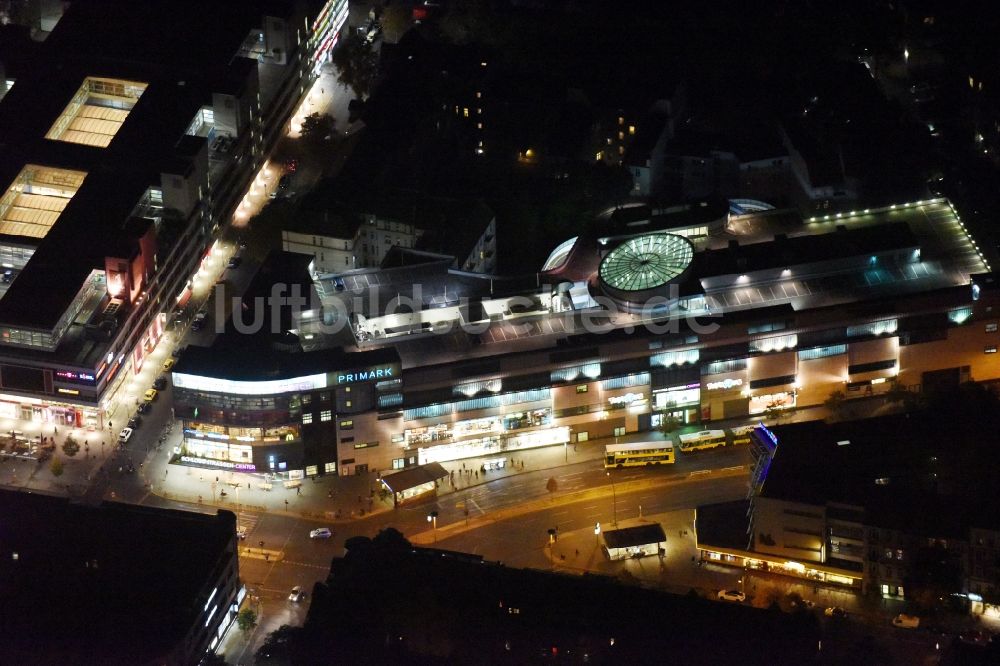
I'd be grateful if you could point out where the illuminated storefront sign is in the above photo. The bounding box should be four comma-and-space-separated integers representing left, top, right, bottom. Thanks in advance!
418, 426, 571, 465
749, 392, 796, 415
334, 364, 399, 385
55, 370, 96, 382
653, 385, 700, 409
180, 455, 256, 471
706, 378, 743, 391
608, 392, 645, 406
173, 372, 327, 395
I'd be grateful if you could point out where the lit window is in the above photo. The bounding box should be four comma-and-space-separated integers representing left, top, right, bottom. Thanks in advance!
618, 116, 624, 125
576, 385, 588, 393
628, 125, 635, 135
339, 420, 353, 429
613, 426, 626, 437
324, 462, 337, 474
463, 107, 469, 117
595, 151, 603, 161
986, 346, 997, 354
320, 410, 332, 421
475, 91, 481, 98
618, 131, 624, 140
987, 323, 998, 332
346, 400, 352, 408
302, 413, 313, 424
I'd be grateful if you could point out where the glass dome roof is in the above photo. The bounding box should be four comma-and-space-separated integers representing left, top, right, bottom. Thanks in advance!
599, 233, 694, 292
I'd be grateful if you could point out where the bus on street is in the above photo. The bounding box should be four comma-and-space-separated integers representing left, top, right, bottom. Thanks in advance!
677, 429, 727, 452
604, 441, 675, 468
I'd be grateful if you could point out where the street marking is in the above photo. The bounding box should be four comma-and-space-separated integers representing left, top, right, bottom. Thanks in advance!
469, 498, 485, 515
282, 561, 329, 570
689, 470, 710, 476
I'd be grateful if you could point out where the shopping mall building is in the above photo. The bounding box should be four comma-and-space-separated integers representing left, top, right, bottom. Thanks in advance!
170, 196, 1000, 477
0, 0, 347, 429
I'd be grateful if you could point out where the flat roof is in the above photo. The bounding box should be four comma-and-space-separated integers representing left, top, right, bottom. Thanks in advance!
760, 408, 1000, 536
380, 462, 448, 492
0, 489, 235, 664
603, 522, 667, 549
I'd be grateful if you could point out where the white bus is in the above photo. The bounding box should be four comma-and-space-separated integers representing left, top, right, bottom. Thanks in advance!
604, 441, 675, 468
677, 429, 727, 452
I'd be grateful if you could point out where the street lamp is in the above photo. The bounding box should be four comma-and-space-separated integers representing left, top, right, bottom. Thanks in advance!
606, 471, 618, 527
427, 510, 438, 543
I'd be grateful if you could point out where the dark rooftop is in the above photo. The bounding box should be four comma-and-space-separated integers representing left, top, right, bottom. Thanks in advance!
603, 522, 667, 550
294, 528, 820, 665
0, 489, 235, 665
0, 0, 299, 329
760, 406, 1000, 536
693, 222, 919, 278
380, 462, 449, 493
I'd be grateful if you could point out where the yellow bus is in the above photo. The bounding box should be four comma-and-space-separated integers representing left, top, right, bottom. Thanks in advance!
604, 441, 675, 468
729, 425, 758, 447
677, 429, 727, 452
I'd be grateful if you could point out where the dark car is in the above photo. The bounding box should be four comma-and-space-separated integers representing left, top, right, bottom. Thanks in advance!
128, 416, 142, 429
137, 401, 152, 415
191, 318, 206, 331
153, 376, 168, 390
227, 256, 242, 269
278, 174, 291, 190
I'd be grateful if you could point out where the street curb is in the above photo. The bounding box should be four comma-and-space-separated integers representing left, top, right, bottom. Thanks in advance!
409, 466, 749, 545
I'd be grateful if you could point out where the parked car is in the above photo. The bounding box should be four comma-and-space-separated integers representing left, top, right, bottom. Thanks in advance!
227, 256, 242, 269
144, 388, 158, 402
824, 606, 847, 619
137, 401, 152, 415
236, 526, 247, 540
310, 528, 333, 539
892, 613, 920, 629
127, 416, 142, 429
190, 317, 206, 332
278, 174, 291, 190
153, 376, 167, 390
118, 427, 133, 445
288, 586, 305, 602
717, 589, 746, 603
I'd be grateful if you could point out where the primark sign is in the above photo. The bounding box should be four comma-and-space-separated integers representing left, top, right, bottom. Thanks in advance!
333, 363, 401, 385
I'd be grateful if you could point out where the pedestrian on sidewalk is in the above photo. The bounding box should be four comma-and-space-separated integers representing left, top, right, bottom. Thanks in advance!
296, 486, 301, 496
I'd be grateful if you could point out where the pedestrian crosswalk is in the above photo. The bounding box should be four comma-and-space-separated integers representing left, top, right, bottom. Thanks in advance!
238, 511, 260, 537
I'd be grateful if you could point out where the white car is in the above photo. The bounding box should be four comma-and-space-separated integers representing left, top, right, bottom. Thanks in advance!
288, 585, 305, 602
717, 589, 746, 603
892, 613, 920, 629
309, 527, 332, 539
236, 526, 247, 540
118, 427, 133, 445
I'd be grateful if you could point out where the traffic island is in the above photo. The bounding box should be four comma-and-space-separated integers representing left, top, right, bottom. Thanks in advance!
238, 546, 284, 562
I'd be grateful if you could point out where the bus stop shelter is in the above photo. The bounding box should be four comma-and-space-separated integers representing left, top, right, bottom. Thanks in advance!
379, 462, 448, 507
602, 523, 667, 560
